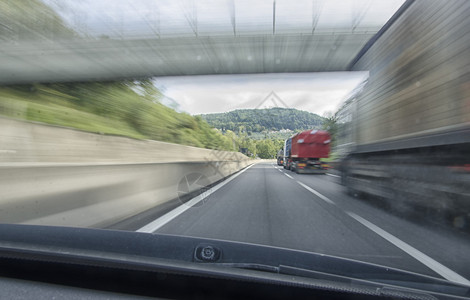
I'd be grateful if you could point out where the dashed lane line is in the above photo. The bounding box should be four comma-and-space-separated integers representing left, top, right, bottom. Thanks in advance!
276, 164, 467, 286
326, 173, 340, 178
294, 179, 470, 286
297, 181, 336, 205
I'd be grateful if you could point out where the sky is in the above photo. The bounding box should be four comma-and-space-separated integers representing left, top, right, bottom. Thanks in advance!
154, 72, 368, 116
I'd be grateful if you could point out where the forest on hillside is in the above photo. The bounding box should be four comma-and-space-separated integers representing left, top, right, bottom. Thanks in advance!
199, 108, 325, 134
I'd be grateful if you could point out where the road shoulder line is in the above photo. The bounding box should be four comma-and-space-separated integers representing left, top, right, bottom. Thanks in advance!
136, 164, 254, 233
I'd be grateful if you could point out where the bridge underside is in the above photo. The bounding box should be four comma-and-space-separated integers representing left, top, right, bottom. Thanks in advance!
1, 33, 375, 84
0, 0, 410, 84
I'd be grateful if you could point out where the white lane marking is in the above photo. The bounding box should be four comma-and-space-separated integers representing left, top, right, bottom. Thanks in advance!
284, 173, 294, 179
297, 182, 336, 205
326, 173, 340, 178
347, 212, 470, 286
136, 164, 254, 233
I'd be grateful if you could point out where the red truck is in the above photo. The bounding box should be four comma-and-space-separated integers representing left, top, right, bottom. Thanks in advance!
284, 130, 330, 174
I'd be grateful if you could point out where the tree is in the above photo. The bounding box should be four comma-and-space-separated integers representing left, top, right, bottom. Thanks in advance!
256, 139, 276, 159
322, 111, 338, 147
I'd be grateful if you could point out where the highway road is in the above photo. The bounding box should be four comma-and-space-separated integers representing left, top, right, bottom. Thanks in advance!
136, 162, 470, 285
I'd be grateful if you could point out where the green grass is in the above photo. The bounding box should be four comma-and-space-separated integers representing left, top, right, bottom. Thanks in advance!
27, 101, 147, 139
0, 84, 239, 152
0, 90, 146, 139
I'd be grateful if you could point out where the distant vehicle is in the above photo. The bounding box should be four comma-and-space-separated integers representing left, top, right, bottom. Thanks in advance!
283, 137, 292, 170
276, 149, 284, 165
283, 130, 330, 174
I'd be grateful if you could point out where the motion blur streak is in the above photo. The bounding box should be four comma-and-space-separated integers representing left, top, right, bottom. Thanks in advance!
0, 0, 405, 83
0, 0, 469, 291
337, 0, 470, 229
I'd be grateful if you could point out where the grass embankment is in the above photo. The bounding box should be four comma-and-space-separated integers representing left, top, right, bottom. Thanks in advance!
0, 82, 235, 151
0, 91, 145, 139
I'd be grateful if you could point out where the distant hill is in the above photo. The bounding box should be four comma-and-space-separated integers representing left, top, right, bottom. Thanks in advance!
199, 108, 325, 135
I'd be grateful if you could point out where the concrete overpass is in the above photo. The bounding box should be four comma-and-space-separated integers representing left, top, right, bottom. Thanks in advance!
0, 0, 410, 84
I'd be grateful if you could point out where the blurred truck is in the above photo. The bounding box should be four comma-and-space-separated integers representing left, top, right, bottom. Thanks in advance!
283, 130, 330, 174
336, 0, 470, 227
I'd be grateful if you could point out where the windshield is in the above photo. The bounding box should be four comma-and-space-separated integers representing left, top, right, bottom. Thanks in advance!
1, 0, 470, 295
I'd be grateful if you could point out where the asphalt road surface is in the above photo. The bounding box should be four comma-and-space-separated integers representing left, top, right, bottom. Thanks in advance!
137, 162, 470, 285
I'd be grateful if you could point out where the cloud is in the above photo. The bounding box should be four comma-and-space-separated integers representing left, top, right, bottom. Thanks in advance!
154, 72, 368, 115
